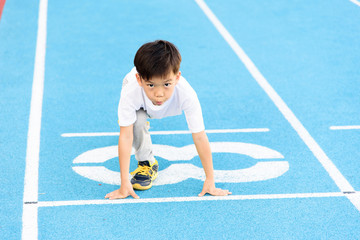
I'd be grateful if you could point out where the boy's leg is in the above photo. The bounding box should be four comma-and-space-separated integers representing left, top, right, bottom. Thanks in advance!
132, 109, 155, 163
131, 109, 158, 190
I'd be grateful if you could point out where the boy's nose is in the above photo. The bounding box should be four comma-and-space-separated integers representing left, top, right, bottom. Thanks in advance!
155, 89, 164, 97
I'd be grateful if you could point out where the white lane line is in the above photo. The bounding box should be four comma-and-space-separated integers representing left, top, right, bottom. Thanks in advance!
22, 204, 38, 240
350, 0, 360, 7
346, 193, 360, 211
194, 0, 360, 211
37, 192, 348, 207
330, 125, 360, 130
22, 0, 48, 239
61, 128, 270, 137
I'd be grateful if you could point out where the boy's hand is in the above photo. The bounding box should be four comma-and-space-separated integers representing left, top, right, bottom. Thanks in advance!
198, 179, 232, 197
105, 181, 139, 200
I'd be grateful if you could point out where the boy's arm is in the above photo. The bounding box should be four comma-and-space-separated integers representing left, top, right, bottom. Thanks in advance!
105, 125, 139, 200
192, 131, 232, 197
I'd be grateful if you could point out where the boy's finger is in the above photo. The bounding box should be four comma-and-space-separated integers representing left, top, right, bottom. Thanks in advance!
198, 190, 207, 197
222, 189, 232, 195
110, 194, 126, 200
220, 189, 232, 196
220, 189, 231, 196
131, 191, 140, 199
209, 188, 229, 196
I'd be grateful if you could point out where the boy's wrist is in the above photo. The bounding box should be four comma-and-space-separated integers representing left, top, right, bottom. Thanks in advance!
205, 176, 215, 183
121, 175, 130, 182
204, 171, 214, 181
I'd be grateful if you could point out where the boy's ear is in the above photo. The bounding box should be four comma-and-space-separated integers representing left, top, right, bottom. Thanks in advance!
175, 71, 181, 84
135, 73, 143, 87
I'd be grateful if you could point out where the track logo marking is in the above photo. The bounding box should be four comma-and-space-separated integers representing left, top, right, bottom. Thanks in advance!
72, 142, 288, 185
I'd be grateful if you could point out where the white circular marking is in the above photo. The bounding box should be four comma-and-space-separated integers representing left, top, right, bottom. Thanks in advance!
72, 142, 288, 185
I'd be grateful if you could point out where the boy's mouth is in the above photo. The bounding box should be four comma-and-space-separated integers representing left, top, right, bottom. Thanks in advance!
154, 101, 163, 106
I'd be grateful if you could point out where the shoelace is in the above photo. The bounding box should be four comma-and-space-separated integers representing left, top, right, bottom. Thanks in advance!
131, 165, 151, 176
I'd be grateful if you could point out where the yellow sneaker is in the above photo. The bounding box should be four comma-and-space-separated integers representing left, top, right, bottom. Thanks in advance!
130, 160, 158, 190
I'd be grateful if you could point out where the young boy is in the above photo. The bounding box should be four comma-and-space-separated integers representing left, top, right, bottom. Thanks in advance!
105, 40, 231, 199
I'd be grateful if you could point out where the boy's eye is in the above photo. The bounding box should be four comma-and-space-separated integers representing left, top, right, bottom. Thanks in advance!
147, 84, 154, 88
164, 83, 171, 87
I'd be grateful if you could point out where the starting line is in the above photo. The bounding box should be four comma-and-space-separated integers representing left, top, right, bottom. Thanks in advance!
31, 192, 358, 207
61, 128, 270, 137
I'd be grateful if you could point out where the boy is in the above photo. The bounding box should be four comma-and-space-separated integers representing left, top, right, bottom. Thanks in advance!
105, 40, 231, 199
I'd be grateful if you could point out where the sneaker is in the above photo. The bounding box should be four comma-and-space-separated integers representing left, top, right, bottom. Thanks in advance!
130, 160, 158, 190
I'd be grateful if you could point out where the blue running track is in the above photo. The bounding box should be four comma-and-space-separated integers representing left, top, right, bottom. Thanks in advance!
1, 0, 360, 239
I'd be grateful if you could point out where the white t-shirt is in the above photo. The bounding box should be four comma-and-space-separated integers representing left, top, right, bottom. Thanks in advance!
118, 67, 205, 133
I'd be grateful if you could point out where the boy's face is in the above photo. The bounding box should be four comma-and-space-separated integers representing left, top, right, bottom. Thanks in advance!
136, 71, 181, 106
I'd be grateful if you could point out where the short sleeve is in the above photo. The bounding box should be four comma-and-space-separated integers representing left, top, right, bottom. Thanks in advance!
183, 94, 205, 133
118, 97, 137, 127
117, 68, 141, 126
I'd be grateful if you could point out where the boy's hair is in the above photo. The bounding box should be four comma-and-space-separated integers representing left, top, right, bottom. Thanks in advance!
134, 40, 182, 81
